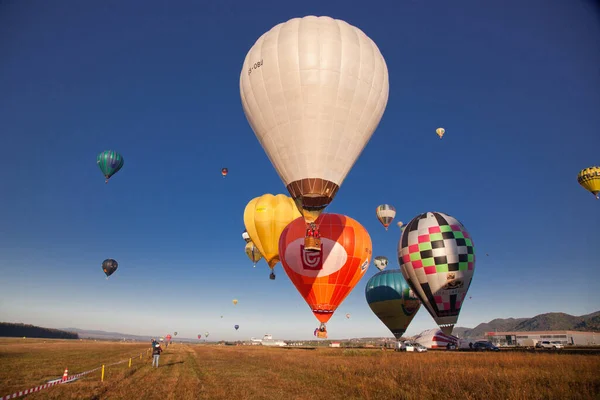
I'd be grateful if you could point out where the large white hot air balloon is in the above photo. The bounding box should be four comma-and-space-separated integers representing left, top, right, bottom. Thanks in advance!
240, 16, 389, 251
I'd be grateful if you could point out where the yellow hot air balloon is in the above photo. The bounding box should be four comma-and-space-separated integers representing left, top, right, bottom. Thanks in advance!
240, 16, 389, 252
233, 299, 238, 305
243, 193, 301, 279
577, 166, 600, 199
436, 127, 445, 139
244, 241, 263, 267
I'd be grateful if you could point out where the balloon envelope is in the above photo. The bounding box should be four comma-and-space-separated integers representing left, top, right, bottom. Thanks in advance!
234, 325, 239, 330
97, 150, 124, 182
398, 212, 475, 335
376, 204, 396, 230
279, 213, 372, 324
245, 242, 263, 266
232, 299, 238, 305
365, 269, 421, 339
374, 256, 389, 271
101, 259, 118, 278
577, 166, 600, 199
222, 168, 228, 177
436, 128, 445, 138
243, 194, 301, 270
240, 16, 389, 224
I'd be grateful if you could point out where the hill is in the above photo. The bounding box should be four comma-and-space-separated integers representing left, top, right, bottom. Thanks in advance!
0, 322, 78, 339
453, 311, 600, 339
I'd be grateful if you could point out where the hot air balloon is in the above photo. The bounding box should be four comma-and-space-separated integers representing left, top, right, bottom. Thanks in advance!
97, 150, 124, 184
397, 221, 404, 229
221, 168, 228, 177
345, 313, 351, 319
374, 256, 389, 271
174, 332, 178, 336
245, 242, 263, 267
240, 16, 389, 252
234, 325, 239, 331
376, 204, 396, 230
242, 230, 251, 243
101, 259, 118, 279
232, 299, 238, 306
205, 332, 209, 337
577, 166, 600, 199
243, 193, 302, 279
436, 128, 445, 139
398, 212, 475, 335
198, 334, 202, 339
365, 269, 421, 339
279, 213, 372, 337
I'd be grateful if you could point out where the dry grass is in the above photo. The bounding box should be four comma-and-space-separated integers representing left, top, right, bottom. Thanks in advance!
1, 339, 598, 400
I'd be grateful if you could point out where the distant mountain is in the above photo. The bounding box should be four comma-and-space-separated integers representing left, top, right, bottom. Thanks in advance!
452, 311, 600, 339
61, 328, 200, 342
0, 323, 78, 339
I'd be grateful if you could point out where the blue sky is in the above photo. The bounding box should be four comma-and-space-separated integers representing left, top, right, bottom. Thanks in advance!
0, 0, 599, 341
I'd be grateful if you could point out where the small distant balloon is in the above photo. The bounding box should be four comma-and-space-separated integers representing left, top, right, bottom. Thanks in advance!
376, 204, 396, 230
101, 259, 118, 278
234, 324, 239, 330
97, 150, 124, 184
577, 166, 600, 199
232, 299, 238, 306
436, 127, 445, 139
221, 168, 228, 177
374, 256, 389, 271
345, 313, 351, 319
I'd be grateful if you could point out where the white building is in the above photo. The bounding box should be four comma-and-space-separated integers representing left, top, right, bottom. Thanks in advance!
485, 331, 598, 346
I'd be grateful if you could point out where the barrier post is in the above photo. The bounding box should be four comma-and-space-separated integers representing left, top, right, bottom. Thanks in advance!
129, 358, 132, 368
101, 365, 105, 382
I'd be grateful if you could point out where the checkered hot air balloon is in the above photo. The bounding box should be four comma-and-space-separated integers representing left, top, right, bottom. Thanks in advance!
398, 212, 475, 336
376, 204, 396, 230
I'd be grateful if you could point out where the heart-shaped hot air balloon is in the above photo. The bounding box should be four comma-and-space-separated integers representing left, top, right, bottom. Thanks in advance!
279, 213, 372, 336
243, 194, 301, 279
365, 270, 421, 340
398, 212, 475, 335
240, 16, 389, 252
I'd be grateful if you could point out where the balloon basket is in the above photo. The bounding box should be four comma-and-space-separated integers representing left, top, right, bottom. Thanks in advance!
316, 331, 327, 339
304, 236, 321, 252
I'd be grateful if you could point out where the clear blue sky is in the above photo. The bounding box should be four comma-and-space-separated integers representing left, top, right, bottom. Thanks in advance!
1, 0, 599, 341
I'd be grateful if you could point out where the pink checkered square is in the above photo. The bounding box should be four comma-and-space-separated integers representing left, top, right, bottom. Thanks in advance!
424, 265, 436, 275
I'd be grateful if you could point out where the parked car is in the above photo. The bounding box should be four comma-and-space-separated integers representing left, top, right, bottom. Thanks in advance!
473, 341, 500, 351
536, 341, 563, 349
397, 341, 428, 352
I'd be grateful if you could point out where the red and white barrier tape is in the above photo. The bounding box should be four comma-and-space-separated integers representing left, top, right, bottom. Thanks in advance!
0, 352, 145, 400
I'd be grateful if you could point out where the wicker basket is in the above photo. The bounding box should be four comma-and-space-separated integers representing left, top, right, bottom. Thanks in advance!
304, 236, 322, 252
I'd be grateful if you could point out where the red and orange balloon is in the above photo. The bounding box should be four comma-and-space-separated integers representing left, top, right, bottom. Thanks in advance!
279, 213, 372, 324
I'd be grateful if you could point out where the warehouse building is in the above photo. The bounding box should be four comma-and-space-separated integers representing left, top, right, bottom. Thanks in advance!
485, 331, 598, 346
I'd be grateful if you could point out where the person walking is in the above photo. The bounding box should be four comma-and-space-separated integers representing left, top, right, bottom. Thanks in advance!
151, 341, 162, 368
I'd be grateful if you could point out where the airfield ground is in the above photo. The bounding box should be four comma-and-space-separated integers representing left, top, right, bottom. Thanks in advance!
0, 338, 598, 400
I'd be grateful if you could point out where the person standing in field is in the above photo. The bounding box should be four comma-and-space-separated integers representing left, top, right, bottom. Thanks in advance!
152, 341, 162, 368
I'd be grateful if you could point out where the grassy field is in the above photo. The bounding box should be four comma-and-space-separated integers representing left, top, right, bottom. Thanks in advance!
1, 338, 598, 400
